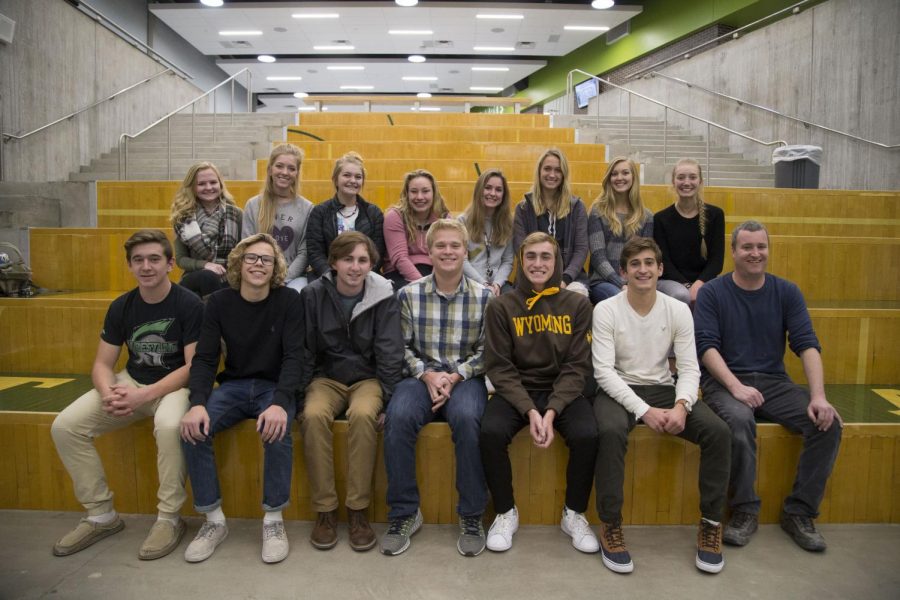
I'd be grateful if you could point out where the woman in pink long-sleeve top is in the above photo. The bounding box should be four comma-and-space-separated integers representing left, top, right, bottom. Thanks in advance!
382, 169, 450, 289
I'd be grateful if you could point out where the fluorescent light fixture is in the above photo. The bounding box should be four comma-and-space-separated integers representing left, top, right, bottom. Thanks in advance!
476, 14, 524, 20
418, 107, 441, 111
473, 46, 515, 52
389, 30, 433, 35
408, 55, 426, 63
322, 107, 329, 111
417, 92, 432, 98
293, 92, 309, 98
396, 0, 418, 6
200, 0, 223, 7
327, 66, 365, 71
267, 76, 303, 81
564, 25, 610, 31
297, 106, 316, 111
592, 0, 615, 9
292, 13, 339, 19
340, 85, 374, 90
470, 86, 504, 91
219, 30, 262, 36
472, 66, 509, 72
257, 55, 276, 63
314, 45, 355, 51
402, 76, 437, 81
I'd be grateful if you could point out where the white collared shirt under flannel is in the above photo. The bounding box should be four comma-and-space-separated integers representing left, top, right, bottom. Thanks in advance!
398, 274, 490, 380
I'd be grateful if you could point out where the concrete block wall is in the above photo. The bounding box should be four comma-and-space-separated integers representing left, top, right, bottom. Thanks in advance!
551, 0, 899, 191
0, 0, 211, 183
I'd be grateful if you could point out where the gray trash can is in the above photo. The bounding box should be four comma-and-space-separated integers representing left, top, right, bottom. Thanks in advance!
773, 145, 822, 189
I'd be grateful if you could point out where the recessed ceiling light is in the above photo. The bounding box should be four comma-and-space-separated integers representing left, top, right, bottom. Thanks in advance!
564, 25, 610, 31
419, 107, 441, 112
402, 76, 437, 81
219, 31, 262, 36
592, 0, 615, 9
293, 92, 309, 98
268, 76, 303, 81
297, 106, 316, 111
472, 66, 510, 72
417, 92, 432, 98
340, 85, 374, 90
327, 66, 365, 71
470, 86, 504, 91
476, 14, 524, 20
257, 55, 276, 63
292, 13, 339, 19
314, 45, 355, 51
396, 0, 419, 6
200, 0, 223, 7
473, 46, 515, 52
389, 30, 433, 35
408, 55, 427, 63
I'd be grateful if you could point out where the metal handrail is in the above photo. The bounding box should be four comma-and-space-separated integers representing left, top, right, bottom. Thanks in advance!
2, 69, 174, 142
646, 72, 900, 150
118, 69, 253, 180
76, 1, 192, 80
625, 0, 816, 82
567, 69, 787, 183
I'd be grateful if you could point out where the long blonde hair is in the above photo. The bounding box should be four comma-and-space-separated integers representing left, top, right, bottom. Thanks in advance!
671, 157, 708, 258
393, 169, 449, 244
170, 162, 235, 225
461, 169, 513, 247
591, 157, 645, 238
256, 144, 303, 233
529, 148, 573, 219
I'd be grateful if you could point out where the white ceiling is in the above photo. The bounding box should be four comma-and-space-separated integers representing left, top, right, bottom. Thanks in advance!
149, 1, 642, 108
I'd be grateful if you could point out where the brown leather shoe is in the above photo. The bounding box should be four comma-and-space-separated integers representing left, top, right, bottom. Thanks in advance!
348, 508, 376, 552
310, 510, 338, 550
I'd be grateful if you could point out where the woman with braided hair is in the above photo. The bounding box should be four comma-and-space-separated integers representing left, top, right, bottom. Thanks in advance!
653, 158, 724, 305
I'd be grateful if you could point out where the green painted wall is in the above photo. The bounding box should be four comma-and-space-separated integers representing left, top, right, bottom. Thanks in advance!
518, 0, 818, 108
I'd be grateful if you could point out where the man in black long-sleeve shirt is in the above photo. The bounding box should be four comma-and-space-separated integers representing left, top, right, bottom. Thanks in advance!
180, 233, 306, 565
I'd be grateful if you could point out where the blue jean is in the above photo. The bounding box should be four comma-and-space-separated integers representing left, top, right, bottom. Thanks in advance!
589, 281, 622, 305
384, 376, 488, 520
702, 373, 842, 518
182, 379, 297, 513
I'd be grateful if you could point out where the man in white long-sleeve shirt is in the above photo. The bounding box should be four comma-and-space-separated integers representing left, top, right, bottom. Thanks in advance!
591, 237, 731, 575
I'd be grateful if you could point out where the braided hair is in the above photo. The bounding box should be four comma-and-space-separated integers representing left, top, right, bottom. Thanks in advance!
672, 158, 707, 259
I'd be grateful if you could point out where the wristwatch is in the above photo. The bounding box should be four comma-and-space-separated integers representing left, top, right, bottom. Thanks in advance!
675, 399, 692, 413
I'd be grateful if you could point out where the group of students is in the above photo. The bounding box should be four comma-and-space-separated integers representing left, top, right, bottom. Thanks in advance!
49, 145, 842, 576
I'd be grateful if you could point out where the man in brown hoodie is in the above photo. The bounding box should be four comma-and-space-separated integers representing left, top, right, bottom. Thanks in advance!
480, 232, 599, 553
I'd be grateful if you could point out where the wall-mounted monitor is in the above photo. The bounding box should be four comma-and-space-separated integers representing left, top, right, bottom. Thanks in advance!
575, 78, 599, 109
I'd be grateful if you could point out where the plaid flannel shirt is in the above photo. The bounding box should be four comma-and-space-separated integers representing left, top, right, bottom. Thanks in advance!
398, 274, 490, 380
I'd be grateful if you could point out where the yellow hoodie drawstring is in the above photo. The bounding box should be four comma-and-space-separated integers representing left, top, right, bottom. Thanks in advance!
525, 286, 560, 311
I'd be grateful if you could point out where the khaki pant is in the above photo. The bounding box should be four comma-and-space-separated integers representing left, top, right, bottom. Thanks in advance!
50, 370, 189, 517
300, 378, 382, 512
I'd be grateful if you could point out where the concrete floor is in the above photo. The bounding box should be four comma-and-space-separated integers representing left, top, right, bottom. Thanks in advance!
1, 511, 897, 600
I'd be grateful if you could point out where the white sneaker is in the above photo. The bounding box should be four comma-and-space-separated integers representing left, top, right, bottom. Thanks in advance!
560, 507, 599, 553
262, 521, 289, 564
184, 521, 228, 563
486, 507, 519, 552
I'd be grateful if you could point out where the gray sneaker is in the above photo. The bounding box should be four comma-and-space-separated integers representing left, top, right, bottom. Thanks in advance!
184, 521, 228, 563
723, 511, 758, 547
457, 515, 486, 557
262, 521, 289, 564
380, 509, 423, 556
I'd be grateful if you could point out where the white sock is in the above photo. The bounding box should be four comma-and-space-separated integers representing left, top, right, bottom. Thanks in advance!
703, 517, 720, 526
157, 513, 180, 525
206, 507, 226, 524
263, 510, 283, 524
87, 511, 117, 525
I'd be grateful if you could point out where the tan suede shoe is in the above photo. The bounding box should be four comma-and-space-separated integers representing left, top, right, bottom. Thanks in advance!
53, 517, 125, 557
139, 519, 186, 560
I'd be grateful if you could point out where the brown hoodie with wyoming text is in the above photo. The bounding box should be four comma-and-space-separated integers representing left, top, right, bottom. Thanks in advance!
484, 244, 593, 416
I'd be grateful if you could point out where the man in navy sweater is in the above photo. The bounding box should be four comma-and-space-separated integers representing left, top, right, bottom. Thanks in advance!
694, 220, 842, 552
181, 233, 306, 564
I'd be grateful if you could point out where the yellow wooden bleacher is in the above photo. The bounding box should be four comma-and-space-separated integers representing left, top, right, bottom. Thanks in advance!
2, 110, 898, 527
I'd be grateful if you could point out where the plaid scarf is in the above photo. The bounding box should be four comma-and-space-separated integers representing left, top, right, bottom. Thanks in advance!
176, 202, 242, 265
